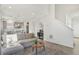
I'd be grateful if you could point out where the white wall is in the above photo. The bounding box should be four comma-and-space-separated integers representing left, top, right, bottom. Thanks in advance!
55, 4, 79, 38
0, 20, 1, 55
34, 16, 74, 48
55, 4, 79, 23
72, 17, 79, 37
65, 10, 79, 37
0, 5, 2, 55
34, 5, 73, 48
44, 19, 73, 48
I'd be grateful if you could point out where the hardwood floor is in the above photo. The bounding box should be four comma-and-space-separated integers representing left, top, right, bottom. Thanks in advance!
45, 41, 73, 55
45, 38, 79, 55
73, 38, 79, 55
1, 38, 78, 55
24, 41, 73, 55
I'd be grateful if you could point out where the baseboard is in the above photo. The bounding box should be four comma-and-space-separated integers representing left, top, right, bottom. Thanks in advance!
45, 40, 73, 49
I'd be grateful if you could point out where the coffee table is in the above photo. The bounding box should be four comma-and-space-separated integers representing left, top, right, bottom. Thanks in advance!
32, 39, 45, 55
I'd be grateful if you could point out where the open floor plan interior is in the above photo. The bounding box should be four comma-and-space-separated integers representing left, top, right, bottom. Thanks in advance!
0, 4, 79, 55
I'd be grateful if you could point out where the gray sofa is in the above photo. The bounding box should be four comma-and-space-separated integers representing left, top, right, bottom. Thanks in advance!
1, 32, 36, 55
1, 44, 24, 55
18, 38, 35, 48
17, 32, 36, 48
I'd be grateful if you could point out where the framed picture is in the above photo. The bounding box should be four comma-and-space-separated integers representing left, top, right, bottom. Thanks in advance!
14, 22, 24, 29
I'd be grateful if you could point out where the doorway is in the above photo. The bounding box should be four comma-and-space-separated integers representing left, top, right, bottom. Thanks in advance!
71, 16, 79, 54
72, 17, 79, 38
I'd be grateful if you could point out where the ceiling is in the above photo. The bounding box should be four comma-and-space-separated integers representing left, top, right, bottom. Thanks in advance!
0, 4, 49, 21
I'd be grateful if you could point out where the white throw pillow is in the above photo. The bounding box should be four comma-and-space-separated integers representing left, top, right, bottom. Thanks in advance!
6, 34, 18, 47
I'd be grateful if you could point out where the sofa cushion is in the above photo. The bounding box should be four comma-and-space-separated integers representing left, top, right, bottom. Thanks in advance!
18, 38, 36, 48
1, 44, 24, 55
25, 33, 36, 39
17, 33, 26, 40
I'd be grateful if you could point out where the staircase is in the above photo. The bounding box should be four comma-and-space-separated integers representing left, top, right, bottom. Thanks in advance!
44, 18, 74, 48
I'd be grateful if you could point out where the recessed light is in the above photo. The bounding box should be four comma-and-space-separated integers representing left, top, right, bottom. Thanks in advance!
32, 12, 35, 16
9, 6, 12, 8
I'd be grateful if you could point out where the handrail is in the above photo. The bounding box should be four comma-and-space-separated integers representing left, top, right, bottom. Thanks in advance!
55, 19, 73, 31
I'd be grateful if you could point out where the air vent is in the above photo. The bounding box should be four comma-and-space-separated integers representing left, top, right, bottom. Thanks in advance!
49, 35, 53, 39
